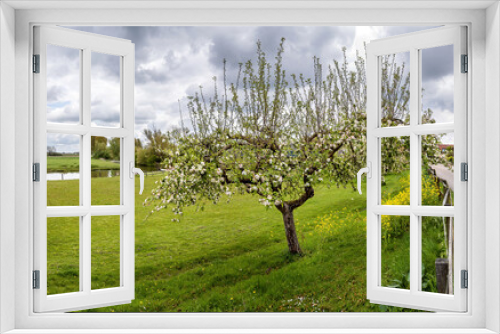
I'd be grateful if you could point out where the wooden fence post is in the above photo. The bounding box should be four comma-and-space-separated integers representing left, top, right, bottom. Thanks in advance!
435, 258, 449, 294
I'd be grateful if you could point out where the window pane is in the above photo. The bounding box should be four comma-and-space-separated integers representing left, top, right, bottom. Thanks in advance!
47, 217, 80, 295
381, 136, 410, 205
381, 215, 410, 290
47, 133, 80, 206
421, 45, 454, 125
91, 52, 121, 127
46, 44, 81, 124
91, 136, 121, 205
421, 133, 454, 206
91, 216, 121, 290
380, 52, 410, 127
421, 216, 454, 294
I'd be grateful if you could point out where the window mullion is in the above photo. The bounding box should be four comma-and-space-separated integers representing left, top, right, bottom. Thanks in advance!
82, 48, 91, 294
82, 47, 91, 210
409, 47, 420, 294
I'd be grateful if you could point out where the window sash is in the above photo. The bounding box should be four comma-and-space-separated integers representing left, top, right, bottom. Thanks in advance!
32, 25, 136, 313
366, 25, 467, 312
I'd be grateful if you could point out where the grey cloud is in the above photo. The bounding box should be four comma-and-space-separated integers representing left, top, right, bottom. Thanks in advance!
136, 68, 168, 85
47, 133, 80, 153
62, 25, 452, 135
91, 52, 121, 80
422, 80, 454, 112
68, 26, 160, 68
47, 106, 80, 123
90, 100, 120, 126
205, 26, 357, 82
421, 44, 454, 82
382, 26, 453, 81
47, 44, 80, 61
135, 110, 156, 125
135, 49, 194, 85
207, 28, 257, 69
47, 85, 66, 104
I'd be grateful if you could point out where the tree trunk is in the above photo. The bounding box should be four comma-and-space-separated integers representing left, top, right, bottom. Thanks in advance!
281, 204, 302, 254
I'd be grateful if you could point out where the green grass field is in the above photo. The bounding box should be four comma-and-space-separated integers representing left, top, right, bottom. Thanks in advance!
47, 156, 120, 172
46, 172, 445, 312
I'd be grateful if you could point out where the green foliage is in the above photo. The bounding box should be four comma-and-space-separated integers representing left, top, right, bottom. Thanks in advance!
136, 127, 177, 167
47, 146, 63, 156
89, 136, 121, 161
91, 136, 110, 159
381, 173, 441, 239
445, 146, 454, 165
421, 216, 448, 293
108, 138, 121, 160
379, 174, 451, 297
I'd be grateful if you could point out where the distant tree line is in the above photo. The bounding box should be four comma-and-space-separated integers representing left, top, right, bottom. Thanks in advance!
47, 146, 79, 156
91, 136, 120, 160
48, 129, 178, 168
135, 126, 184, 168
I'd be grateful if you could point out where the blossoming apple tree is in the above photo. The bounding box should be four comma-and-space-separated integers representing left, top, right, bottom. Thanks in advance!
147, 39, 440, 254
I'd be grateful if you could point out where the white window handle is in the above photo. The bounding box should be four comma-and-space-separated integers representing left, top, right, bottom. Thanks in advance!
357, 162, 372, 195
129, 162, 144, 195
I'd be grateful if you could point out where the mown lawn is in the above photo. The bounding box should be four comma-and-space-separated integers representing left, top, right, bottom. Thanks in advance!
46, 172, 442, 312
47, 156, 120, 172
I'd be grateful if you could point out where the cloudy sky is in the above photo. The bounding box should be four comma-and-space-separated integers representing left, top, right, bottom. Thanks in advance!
47, 25, 455, 152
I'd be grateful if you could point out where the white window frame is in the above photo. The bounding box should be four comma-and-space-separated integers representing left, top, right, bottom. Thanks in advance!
365, 26, 468, 312
1, 1, 499, 333
33, 25, 136, 313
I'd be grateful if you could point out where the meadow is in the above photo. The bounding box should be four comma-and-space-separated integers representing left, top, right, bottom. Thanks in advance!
47, 156, 120, 172
46, 171, 445, 312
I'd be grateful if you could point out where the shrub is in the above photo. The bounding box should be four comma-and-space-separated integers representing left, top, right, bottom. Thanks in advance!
312, 209, 366, 237
381, 174, 441, 239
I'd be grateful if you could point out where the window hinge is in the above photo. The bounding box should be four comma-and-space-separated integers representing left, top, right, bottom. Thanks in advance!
461, 54, 468, 73
33, 270, 40, 289
33, 54, 40, 73
461, 162, 468, 181
33, 163, 40, 182
461, 270, 468, 289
